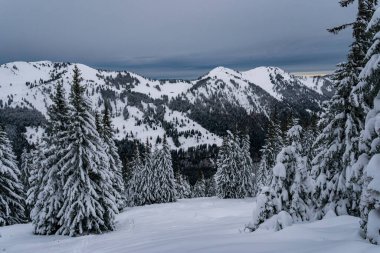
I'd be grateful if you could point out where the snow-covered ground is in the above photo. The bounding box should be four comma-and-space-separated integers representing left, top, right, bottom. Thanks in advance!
0, 198, 377, 253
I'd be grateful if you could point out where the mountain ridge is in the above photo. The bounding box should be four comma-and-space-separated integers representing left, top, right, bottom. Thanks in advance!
0, 61, 334, 152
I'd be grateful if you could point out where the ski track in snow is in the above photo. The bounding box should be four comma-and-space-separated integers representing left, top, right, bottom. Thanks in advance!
0, 197, 378, 253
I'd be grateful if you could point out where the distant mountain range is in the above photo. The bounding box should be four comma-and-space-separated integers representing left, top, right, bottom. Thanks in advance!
0, 61, 334, 153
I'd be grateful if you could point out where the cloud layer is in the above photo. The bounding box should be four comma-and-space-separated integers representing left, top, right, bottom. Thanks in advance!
0, 0, 355, 79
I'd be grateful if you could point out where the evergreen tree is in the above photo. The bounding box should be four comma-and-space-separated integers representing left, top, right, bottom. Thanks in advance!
20, 148, 32, 217
192, 174, 206, 198
257, 114, 284, 190
151, 135, 177, 203
26, 143, 46, 211
240, 134, 255, 197
137, 142, 156, 205
215, 132, 255, 198
349, 3, 380, 218
101, 103, 126, 210
55, 66, 118, 236
205, 177, 216, 197
132, 138, 176, 206
0, 125, 25, 226
358, 90, 380, 244
313, 0, 378, 217
127, 146, 144, 206
175, 172, 192, 199
271, 120, 311, 222
351, 6, 380, 243
95, 111, 103, 135
30, 81, 71, 235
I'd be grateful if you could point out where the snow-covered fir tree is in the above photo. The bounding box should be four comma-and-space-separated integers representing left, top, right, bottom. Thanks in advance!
240, 134, 255, 197
20, 148, 32, 217
192, 174, 206, 198
101, 104, 126, 210
257, 114, 284, 191
205, 177, 216, 197
131, 137, 176, 206
358, 91, 380, 244
271, 120, 312, 223
350, 5, 380, 244
349, 2, 380, 221
215, 132, 255, 198
312, 0, 378, 217
55, 66, 118, 236
136, 142, 156, 205
175, 172, 192, 199
26, 142, 46, 211
150, 135, 177, 203
30, 81, 70, 235
0, 125, 26, 226
127, 145, 144, 206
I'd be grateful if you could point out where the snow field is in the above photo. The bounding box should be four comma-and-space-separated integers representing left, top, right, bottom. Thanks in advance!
0, 197, 378, 253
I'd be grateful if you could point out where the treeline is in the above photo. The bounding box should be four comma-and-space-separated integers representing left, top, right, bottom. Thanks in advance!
246, 1, 380, 245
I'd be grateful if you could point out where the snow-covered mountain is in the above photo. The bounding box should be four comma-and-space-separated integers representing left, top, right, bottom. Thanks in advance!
0, 61, 334, 150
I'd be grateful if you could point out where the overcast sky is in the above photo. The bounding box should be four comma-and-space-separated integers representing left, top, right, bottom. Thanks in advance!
0, 0, 355, 79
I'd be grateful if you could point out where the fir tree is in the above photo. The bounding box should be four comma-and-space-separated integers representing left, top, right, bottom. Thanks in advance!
313, 0, 378, 217
151, 135, 177, 203
137, 142, 156, 205
101, 103, 126, 210
56, 66, 118, 236
192, 173, 206, 198
351, 6, 380, 244
30, 81, 71, 235
271, 120, 311, 222
20, 148, 32, 217
205, 177, 216, 197
26, 143, 46, 211
127, 146, 144, 206
175, 172, 192, 199
257, 114, 284, 190
358, 91, 380, 244
240, 134, 255, 197
0, 126, 26, 226
215, 132, 255, 198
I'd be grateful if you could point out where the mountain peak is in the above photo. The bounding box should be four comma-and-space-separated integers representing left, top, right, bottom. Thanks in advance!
206, 66, 240, 79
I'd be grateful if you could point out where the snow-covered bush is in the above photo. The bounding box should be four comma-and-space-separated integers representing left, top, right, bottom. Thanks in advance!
246, 187, 278, 232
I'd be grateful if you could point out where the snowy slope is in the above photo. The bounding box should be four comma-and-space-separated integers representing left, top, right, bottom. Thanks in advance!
0, 61, 333, 149
0, 198, 376, 253
0, 61, 218, 149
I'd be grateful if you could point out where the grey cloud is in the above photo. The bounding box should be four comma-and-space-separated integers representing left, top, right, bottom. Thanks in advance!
0, 0, 355, 78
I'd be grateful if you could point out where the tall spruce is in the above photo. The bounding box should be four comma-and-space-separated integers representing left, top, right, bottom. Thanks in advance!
350, 6, 380, 244
151, 135, 177, 203
128, 145, 144, 206
312, 0, 377, 217
30, 81, 71, 235
257, 114, 284, 190
20, 148, 32, 217
358, 91, 380, 244
0, 125, 26, 226
101, 103, 126, 210
56, 66, 118, 236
